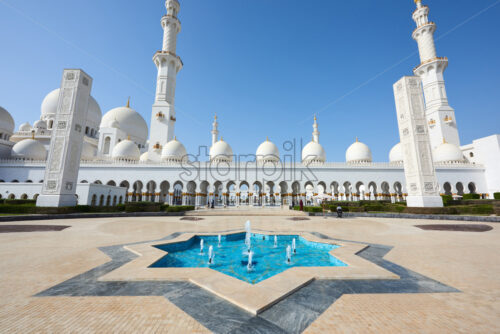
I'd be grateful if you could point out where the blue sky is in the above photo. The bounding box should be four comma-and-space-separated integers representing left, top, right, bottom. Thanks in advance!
0, 0, 499, 161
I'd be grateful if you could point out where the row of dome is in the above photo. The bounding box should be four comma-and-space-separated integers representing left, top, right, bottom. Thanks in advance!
107, 136, 465, 164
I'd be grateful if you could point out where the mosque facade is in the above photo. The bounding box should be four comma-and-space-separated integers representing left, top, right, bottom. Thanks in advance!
0, 0, 498, 207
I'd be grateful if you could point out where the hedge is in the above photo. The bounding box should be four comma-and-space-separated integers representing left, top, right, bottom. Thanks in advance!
3, 199, 37, 205
166, 205, 195, 213
494, 193, 500, 200
462, 193, 481, 200
441, 195, 453, 206
303, 207, 323, 213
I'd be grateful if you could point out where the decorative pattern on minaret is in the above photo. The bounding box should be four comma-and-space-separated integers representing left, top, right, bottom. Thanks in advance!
411, 0, 460, 151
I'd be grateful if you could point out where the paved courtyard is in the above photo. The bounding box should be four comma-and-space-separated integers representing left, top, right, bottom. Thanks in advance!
0, 215, 499, 333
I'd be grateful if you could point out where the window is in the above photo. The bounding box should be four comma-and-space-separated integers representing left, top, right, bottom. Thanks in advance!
469, 152, 474, 158
103, 137, 111, 155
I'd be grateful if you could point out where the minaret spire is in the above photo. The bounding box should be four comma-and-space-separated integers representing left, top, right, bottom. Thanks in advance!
211, 114, 219, 146
312, 115, 320, 143
148, 0, 183, 161
411, 0, 460, 150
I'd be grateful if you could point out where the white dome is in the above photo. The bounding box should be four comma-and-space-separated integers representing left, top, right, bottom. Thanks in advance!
19, 122, 32, 132
210, 139, 233, 162
0, 106, 15, 134
41, 89, 101, 128
81, 142, 96, 160
33, 119, 47, 130
162, 139, 188, 163
433, 142, 465, 164
389, 143, 403, 163
256, 139, 280, 162
346, 139, 372, 163
302, 141, 326, 164
100, 106, 148, 143
111, 139, 140, 161
11, 139, 47, 160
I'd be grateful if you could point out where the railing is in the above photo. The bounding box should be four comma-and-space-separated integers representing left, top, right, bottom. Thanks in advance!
0, 159, 484, 170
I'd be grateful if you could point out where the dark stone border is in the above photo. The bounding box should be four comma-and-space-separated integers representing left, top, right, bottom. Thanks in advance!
0, 225, 70, 233
309, 211, 500, 223
0, 212, 185, 222
36, 230, 458, 334
415, 224, 493, 232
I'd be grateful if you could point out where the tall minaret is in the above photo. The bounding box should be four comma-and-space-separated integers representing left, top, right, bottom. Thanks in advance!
211, 114, 219, 146
312, 115, 320, 143
149, 0, 183, 161
412, 0, 459, 151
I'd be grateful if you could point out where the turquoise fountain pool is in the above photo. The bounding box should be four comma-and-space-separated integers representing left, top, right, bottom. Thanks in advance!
150, 232, 347, 284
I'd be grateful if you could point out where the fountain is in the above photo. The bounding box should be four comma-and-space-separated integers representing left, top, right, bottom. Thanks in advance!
286, 245, 292, 264
218, 234, 222, 248
292, 238, 296, 254
245, 232, 252, 253
247, 251, 253, 271
200, 239, 204, 255
245, 220, 251, 233
208, 245, 215, 265
274, 235, 278, 248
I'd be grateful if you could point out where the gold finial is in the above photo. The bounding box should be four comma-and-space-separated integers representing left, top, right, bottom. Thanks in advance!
266, 136, 269, 142
31, 130, 35, 140
221, 136, 224, 142
356, 137, 359, 143
214, 113, 217, 121
126, 96, 130, 108
175, 136, 177, 141
127, 135, 131, 140
314, 115, 317, 121
443, 138, 447, 144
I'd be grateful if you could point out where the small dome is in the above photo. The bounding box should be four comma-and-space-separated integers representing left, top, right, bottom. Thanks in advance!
41, 89, 101, 127
19, 122, 32, 132
11, 139, 47, 160
0, 106, 15, 134
111, 139, 140, 161
256, 138, 280, 163
33, 119, 47, 130
81, 142, 96, 161
100, 105, 148, 143
433, 141, 465, 164
346, 139, 372, 163
162, 138, 188, 163
389, 143, 403, 164
139, 152, 150, 162
302, 141, 326, 164
210, 139, 233, 162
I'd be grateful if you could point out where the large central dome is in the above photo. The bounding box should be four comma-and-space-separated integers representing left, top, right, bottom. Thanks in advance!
101, 105, 148, 143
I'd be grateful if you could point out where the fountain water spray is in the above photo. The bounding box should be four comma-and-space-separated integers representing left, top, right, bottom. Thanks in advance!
200, 239, 204, 255
208, 245, 215, 265
292, 238, 296, 254
286, 245, 292, 264
274, 235, 278, 248
247, 251, 254, 271
218, 234, 222, 247
245, 220, 251, 233
245, 232, 252, 253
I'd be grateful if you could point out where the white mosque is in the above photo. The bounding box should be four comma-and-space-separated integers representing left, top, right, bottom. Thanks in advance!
0, 0, 498, 207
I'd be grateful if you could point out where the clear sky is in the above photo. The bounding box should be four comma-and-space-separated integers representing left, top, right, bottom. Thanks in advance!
0, 0, 499, 162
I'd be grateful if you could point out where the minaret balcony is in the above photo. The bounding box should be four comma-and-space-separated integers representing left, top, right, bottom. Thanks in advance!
413, 57, 448, 74
153, 51, 183, 68
155, 112, 165, 120
428, 119, 436, 128
444, 116, 453, 124
412, 22, 436, 39
170, 116, 177, 122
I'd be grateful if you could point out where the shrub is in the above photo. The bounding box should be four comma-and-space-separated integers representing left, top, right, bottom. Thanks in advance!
303, 206, 323, 213
462, 193, 480, 200
3, 199, 37, 206
403, 207, 458, 215
124, 202, 161, 213
441, 195, 453, 206
0, 204, 37, 214
166, 205, 195, 213
454, 205, 494, 215
494, 192, 500, 200
293, 206, 301, 211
